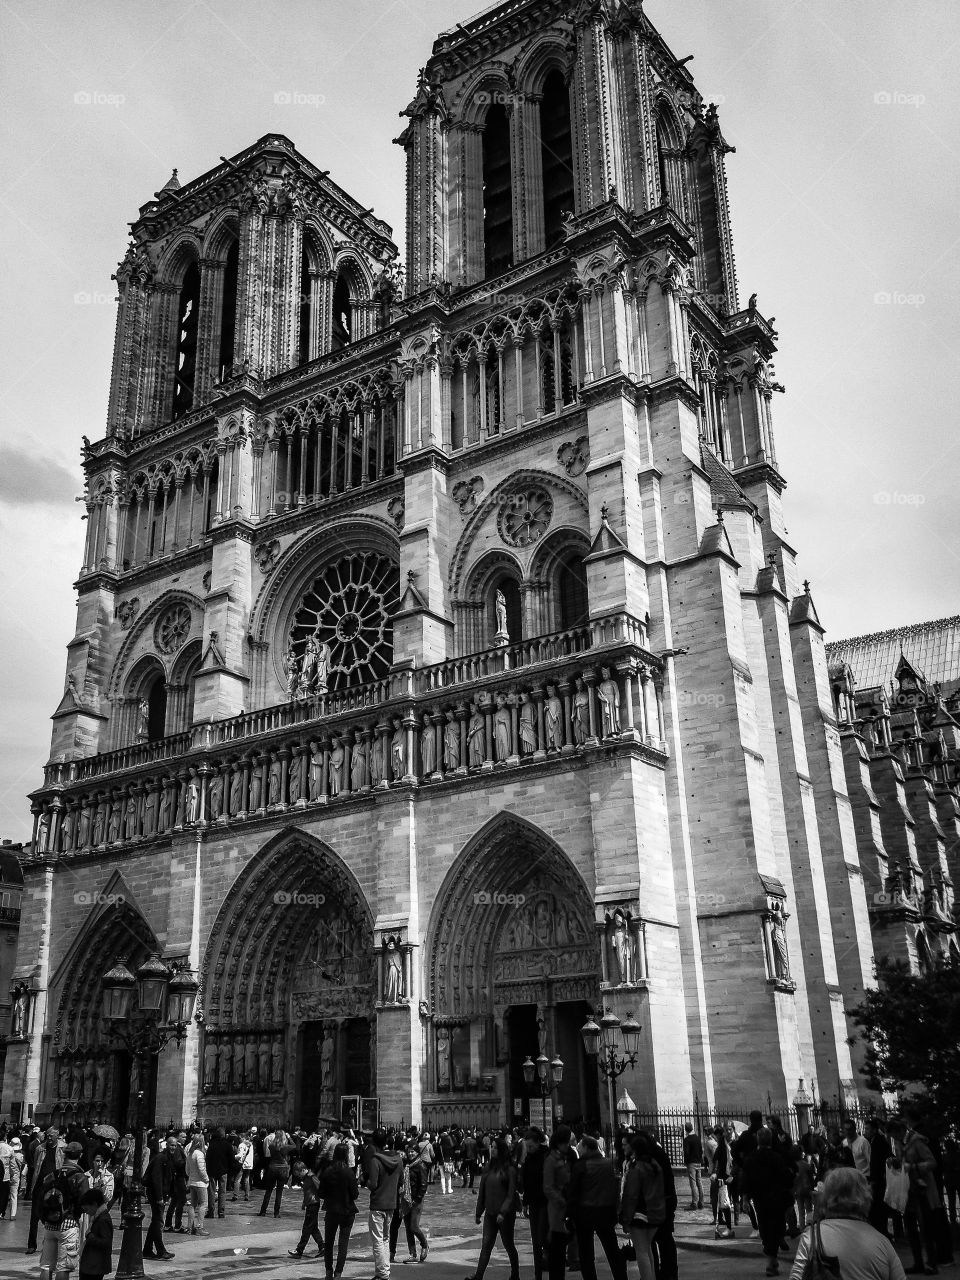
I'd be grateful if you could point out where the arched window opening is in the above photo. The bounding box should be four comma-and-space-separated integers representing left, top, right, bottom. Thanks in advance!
490, 576, 523, 645
146, 674, 167, 742
298, 242, 313, 366
558, 552, 589, 631
331, 273, 352, 351
172, 261, 200, 419
482, 104, 513, 278
656, 126, 669, 206
540, 70, 574, 249
540, 334, 557, 414
218, 239, 239, 379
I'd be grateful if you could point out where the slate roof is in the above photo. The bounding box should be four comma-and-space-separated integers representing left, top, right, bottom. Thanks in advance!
826, 616, 960, 698
699, 443, 756, 514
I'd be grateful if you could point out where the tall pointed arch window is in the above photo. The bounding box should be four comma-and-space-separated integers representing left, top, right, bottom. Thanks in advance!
482, 104, 513, 278
218, 238, 239, 379
172, 261, 200, 419
298, 241, 313, 365
331, 272, 353, 351
540, 70, 574, 249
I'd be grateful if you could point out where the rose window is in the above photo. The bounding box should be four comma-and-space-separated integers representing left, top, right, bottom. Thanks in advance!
288, 553, 400, 690
498, 487, 554, 548
154, 603, 191, 654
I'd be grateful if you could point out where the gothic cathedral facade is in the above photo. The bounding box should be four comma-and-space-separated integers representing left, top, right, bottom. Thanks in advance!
6, 0, 887, 1130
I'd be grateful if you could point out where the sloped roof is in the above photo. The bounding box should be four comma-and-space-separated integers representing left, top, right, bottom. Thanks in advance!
699, 443, 756, 514
826, 615, 960, 695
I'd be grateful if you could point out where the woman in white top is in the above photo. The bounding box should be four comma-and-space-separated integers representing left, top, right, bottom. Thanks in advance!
790, 1169, 906, 1280
186, 1132, 210, 1236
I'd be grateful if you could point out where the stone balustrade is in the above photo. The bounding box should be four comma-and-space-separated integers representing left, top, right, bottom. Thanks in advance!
32, 613, 664, 858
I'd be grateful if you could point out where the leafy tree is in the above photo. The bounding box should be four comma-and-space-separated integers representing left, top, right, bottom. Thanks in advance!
851, 954, 960, 1131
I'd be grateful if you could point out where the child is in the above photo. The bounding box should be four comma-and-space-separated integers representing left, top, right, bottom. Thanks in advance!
78, 1188, 113, 1280
288, 1159, 324, 1258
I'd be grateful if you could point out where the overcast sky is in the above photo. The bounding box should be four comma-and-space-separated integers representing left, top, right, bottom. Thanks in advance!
1, 0, 958, 841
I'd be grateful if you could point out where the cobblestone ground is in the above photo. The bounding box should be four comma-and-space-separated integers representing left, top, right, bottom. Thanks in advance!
0, 1176, 932, 1280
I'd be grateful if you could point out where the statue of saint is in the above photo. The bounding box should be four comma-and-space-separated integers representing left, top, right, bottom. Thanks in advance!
36, 809, 50, 852
301, 634, 319, 689
544, 685, 563, 751
12, 994, 26, 1037
421, 716, 436, 775
96, 1055, 110, 1099
384, 940, 404, 1003
107, 800, 122, 844
184, 772, 200, 825
157, 784, 172, 832
611, 910, 635, 985
92, 804, 105, 846
436, 1029, 451, 1090
320, 1030, 336, 1095
229, 768, 244, 815
60, 807, 75, 852
244, 1038, 257, 1091
329, 738, 345, 795
315, 640, 332, 695
308, 743, 324, 800
519, 692, 536, 755
58, 1056, 72, 1100
284, 643, 300, 701
218, 1039, 233, 1092
78, 804, 92, 848
142, 788, 158, 837
258, 1038, 271, 1091
82, 1055, 96, 1101
598, 668, 621, 737
288, 755, 303, 804
271, 1037, 284, 1091
137, 698, 150, 741
202, 1037, 217, 1091
370, 733, 384, 786
443, 711, 460, 771
494, 694, 511, 762
467, 705, 485, 768
350, 735, 368, 790
268, 758, 282, 805
495, 589, 509, 640
572, 678, 590, 745
391, 718, 405, 780
123, 793, 139, 841
769, 902, 790, 980
249, 762, 263, 811
209, 772, 224, 820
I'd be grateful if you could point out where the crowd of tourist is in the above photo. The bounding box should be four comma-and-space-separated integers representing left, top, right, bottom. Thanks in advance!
0, 1109, 956, 1279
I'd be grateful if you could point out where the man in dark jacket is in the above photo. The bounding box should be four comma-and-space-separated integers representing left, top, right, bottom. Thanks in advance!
681, 1123, 703, 1210
742, 1129, 794, 1276
26, 1127, 62, 1255
461, 1131, 479, 1190
520, 1128, 549, 1280
865, 1118, 892, 1235
143, 1137, 176, 1260
318, 1144, 360, 1277
567, 1134, 627, 1280
205, 1126, 234, 1219
647, 1130, 678, 1280
731, 1111, 764, 1231
164, 1132, 188, 1232
79, 1187, 114, 1280
368, 1130, 403, 1280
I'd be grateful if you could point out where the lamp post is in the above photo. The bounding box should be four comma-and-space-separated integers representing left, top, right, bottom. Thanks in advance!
522, 1049, 563, 1131
101, 954, 198, 1280
581, 1008, 642, 1131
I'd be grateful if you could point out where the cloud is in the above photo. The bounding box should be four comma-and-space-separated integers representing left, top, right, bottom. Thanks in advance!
0, 445, 79, 506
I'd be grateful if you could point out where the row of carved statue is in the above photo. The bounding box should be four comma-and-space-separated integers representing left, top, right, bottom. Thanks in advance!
54, 1053, 113, 1102
202, 1032, 286, 1095
35, 663, 664, 854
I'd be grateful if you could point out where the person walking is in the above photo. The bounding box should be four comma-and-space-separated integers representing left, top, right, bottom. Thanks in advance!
461, 1131, 479, 1192
789, 1168, 907, 1280
619, 1132, 665, 1280
143, 1136, 177, 1260
519, 1127, 550, 1280
205, 1126, 233, 1219
712, 1128, 735, 1240
184, 1131, 209, 1238
465, 1137, 520, 1280
742, 1128, 795, 1276
543, 1125, 574, 1280
288, 1158, 324, 1260
887, 1117, 941, 1276
682, 1123, 704, 1211
732, 1112, 764, 1235
401, 1144, 430, 1262
843, 1120, 872, 1179
78, 1187, 114, 1280
163, 1132, 187, 1233
26, 1127, 63, 1255
258, 1124, 293, 1218
647, 1130, 678, 1280
7, 1134, 25, 1220
318, 1142, 360, 1279
566, 1133, 627, 1280
233, 1129, 255, 1203
37, 1140, 89, 1279
368, 1129, 404, 1280
438, 1130, 455, 1196
865, 1118, 893, 1236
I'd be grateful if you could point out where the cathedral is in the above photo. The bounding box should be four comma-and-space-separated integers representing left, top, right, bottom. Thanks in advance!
7, 0, 946, 1134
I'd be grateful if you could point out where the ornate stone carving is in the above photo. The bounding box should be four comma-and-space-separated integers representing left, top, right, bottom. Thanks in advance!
115, 597, 140, 629
254, 538, 281, 574
387, 496, 405, 530
155, 603, 192, 654
452, 476, 484, 515
557, 435, 590, 477
497, 487, 554, 548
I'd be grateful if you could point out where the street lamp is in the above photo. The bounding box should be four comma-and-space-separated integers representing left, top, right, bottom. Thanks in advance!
101, 954, 198, 1280
581, 1007, 642, 1127
522, 1049, 563, 1127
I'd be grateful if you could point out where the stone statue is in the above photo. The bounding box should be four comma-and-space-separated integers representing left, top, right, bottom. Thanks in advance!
122, 793, 138, 841
494, 694, 511, 762
36, 809, 50, 852
258, 1037, 271, 1090
436, 1028, 451, 1090
71, 1059, 82, 1100
60, 807, 75, 851
271, 1036, 284, 1091
421, 716, 436, 774
107, 799, 122, 844
572, 678, 589, 745
495, 588, 509, 640
315, 640, 332, 694
443, 711, 460, 770
92, 803, 105, 846
611, 910, 635, 985
78, 804, 92, 848
329, 738, 345, 795
391, 718, 405, 779
545, 685, 563, 751
351, 734, 368, 790
12, 994, 26, 1037
309, 743, 324, 800
249, 762, 263, 810
137, 698, 150, 741
58, 1056, 72, 1100
288, 755, 303, 804
209, 772, 224, 820
769, 901, 790, 980
370, 732, 384, 786
95, 1055, 110, 1099
268, 758, 282, 805
284, 643, 300, 700
320, 1029, 336, 1095
598, 667, 621, 737
202, 1038, 216, 1090
384, 939, 404, 1003
301, 634, 320, 689
157, 784, 172, 832
82, 1054, 96, 1100
184, 772, 200, 824
244, 1037, 257, 1091
519, 692, 537, 754
142, 788, 158, 837
218, 1039, 233, 1092
229, 768, 244, 815
467, 705, 485, 768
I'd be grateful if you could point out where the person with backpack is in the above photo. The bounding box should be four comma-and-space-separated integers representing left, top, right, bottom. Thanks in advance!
78, 1187, 113, 1280
38, 1140, 88, 1280
258, 1124, 293, 1217
619, 1133, 665, 1280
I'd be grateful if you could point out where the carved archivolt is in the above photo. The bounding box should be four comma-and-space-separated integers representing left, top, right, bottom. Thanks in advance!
107, 589, 205, 698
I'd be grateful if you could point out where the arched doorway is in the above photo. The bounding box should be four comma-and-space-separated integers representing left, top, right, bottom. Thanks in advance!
425, 814, 600, 1129
199, 830, 375, 1129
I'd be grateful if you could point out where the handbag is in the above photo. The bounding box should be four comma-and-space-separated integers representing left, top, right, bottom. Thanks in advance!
884, 1162, 910, 1214
802, 1222, 841, 1279
717, 1184, 731, 1211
